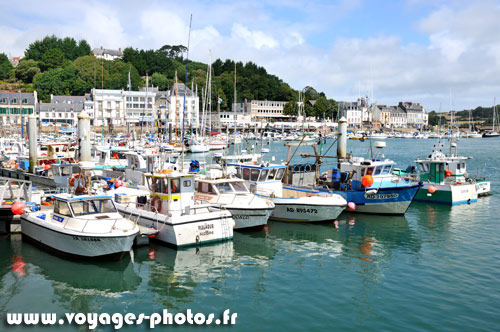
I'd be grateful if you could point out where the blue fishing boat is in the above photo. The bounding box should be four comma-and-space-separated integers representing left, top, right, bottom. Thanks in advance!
282, 117, 421, 215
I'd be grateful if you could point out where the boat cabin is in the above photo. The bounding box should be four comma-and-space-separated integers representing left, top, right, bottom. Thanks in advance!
51, 194, 118, 221
228, 162, 286, 196
415, 153, 470, 185
195, 176, 250, 203
321, 157, 396, 191
144, 172, 196, 214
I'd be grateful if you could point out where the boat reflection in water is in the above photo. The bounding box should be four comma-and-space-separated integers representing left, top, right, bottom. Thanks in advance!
265, 212, 421, 263
134, 242, 234, 310
3, 234, 141, 314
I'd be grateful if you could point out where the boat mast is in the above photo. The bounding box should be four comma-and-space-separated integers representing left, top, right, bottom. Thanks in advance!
181, 14, 193, 172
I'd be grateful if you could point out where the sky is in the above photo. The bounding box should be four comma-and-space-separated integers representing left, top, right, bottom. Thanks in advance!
1, 0, 500, 112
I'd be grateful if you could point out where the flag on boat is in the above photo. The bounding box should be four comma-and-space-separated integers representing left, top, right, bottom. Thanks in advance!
218, 97, 223, 103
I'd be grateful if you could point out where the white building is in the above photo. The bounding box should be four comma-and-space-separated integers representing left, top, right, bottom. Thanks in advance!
0, 91, 38, 126
390, 106, 408, 128
38, 95, 85, 126
92, 47, 123, 61
399, 102, 428, 127
166, 83, 199, 129
250, 100, 288, 120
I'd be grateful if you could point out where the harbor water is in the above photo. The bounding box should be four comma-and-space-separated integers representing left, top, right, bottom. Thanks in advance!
1, 138, 499, 331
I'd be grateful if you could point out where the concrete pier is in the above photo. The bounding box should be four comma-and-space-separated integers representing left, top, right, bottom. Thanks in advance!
337, 116, 347, 167
28, 114, 37, 174
77, 111, 91, 162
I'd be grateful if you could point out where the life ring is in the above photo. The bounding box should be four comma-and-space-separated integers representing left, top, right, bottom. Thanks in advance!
160, 169, 173, 174
305, 164, 312, 172
41, 153, 47, 156
150, 196, 162, 213
68, 173, 84, 187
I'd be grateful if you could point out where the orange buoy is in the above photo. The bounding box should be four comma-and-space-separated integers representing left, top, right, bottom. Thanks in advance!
11, 202, 26, 215
428, 185, 437, 193
361, 175, 374, 187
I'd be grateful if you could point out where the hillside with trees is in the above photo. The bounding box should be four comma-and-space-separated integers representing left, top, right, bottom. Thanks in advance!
1, 35, 338, 119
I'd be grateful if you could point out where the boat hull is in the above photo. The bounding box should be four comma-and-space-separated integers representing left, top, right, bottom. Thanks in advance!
270, 196, 346, 223
190, 144, 210, 153
476, 180, 491, 196
20, 216, 137, 260
117, 204, 234, 248
228, 207, 273, 230
335, 185, 420, 215
414, 183, 478, 205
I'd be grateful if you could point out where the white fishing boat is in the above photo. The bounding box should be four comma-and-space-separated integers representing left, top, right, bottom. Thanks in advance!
20, 194, 139, 260
226, 162, 347, 222
112, 171, 234, 247
195, 168, 274, 230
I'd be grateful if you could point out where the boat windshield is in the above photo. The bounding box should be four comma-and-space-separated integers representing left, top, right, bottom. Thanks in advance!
216, 182, 233, 194
231, 182, 248, 193
70, 199, 117, 216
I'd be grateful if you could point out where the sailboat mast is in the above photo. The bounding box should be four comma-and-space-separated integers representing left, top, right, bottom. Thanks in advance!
182, 14, 192, 143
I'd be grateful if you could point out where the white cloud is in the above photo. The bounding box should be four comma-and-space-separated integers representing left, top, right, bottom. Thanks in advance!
231, 24, 278, 50
1, 0, 500, 111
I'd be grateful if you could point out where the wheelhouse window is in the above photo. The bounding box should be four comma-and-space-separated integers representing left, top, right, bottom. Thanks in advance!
216, 182, 233, 194
170, 178, 180, 194
250, 169, 260, 181
381, 165, 392, 175
235, 166, 242, 178
242, 168, 250, 180
374, 166, 382, 176
230, 182, 248, 192
267, 168, 277, 180
198, 182, 216, 194
54, 200, 71, 216
365, 167, 374, 176
275, 168, 285, 181
259, 169, 269, 182
71, 199, 117, 216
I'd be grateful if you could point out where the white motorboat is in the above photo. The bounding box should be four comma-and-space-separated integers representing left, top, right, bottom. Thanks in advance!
190, 142, 210, 153
20, 194, 139, 260
112, 171, 234, 247
195, 169, 275, 230
468, 132, 483, 138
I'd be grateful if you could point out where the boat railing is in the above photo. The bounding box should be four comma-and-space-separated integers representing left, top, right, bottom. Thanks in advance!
63, 215, 125, 234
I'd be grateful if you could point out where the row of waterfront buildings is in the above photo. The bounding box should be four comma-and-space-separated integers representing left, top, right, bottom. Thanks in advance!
0, 89, 428, 130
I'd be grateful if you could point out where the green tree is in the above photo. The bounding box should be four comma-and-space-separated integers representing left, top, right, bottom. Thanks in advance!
15, 59, 40, 83
34, 64, 77, 101
152, 72, 168, 90
0, 53, 13, 80
283, 101, 298, 116
313, 96, 328, 119
39, 48, 65, 71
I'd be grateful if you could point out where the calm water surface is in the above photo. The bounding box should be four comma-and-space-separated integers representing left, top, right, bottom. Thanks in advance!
1, 138, 499, 331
